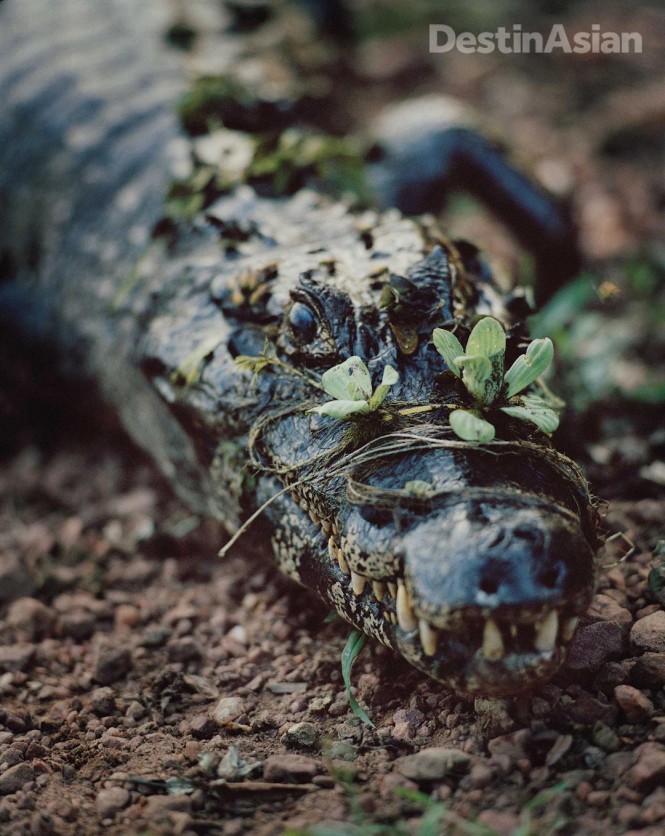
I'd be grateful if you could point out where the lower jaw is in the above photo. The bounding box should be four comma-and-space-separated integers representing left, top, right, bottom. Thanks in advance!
311, 563, 575, 694
396, 632, 566, 696
294, 529, 585, 694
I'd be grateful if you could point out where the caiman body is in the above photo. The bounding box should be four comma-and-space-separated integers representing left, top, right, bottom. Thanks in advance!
0, 0, 599, 695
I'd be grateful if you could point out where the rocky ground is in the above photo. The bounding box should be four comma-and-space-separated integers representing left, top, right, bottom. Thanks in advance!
0, 435, 664, 835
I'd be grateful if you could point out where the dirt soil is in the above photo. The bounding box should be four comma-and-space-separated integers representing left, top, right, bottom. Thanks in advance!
2, 1, 665, 834
0, 433, 663, 836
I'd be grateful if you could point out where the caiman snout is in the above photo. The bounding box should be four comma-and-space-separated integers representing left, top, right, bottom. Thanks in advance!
329, 451, 597, 695
400, 502, 594, 620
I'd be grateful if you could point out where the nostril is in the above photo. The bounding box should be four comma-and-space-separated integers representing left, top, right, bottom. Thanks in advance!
538, 565, 562, 589
479, 576, 500, 596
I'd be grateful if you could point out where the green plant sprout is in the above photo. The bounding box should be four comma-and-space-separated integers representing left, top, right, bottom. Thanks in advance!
341, 630, 375, 728
307, 356, 399, 419
433, 317, 561, 443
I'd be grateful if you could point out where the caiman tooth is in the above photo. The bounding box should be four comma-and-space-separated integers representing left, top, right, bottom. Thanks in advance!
387, 582, 397, 599
351, 571, 367, 596
336, 548, 350, 575
396, 582, 418, 633
562, 615, 579, 643
372, 581, 386, 602
482, 617, 505, 660
321, 519, 331, 534
389, 612, 397, 625
419, 619, 438, 657
534, 611, 559, 653
309, 510, 320, 525
327, 537, 336, 561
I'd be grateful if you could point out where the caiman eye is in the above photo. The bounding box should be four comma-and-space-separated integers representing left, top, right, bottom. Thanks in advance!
288, 302, 318, 344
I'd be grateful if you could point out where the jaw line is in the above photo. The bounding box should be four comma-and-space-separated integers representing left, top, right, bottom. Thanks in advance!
296, 511, 583, 693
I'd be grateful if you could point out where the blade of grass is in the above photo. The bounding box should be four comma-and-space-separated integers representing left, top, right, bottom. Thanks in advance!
341, 630, 375, 728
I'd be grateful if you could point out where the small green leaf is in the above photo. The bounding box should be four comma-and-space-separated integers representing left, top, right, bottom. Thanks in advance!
455, 354, 493, 403
432, 328, 464, 377
341, 630, 375, 728
321, 356, 372, 401
504, 338, 554, 398
368, 364, 399, 410
464, 318, 507, 405
308, 399, 370, 419
449, 409, 496, 442
500, 403, 560, 434
466, 317, 506, 359
404, 479, 432, 497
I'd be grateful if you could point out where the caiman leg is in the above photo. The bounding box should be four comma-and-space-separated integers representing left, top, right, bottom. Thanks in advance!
371, 119, 581, 304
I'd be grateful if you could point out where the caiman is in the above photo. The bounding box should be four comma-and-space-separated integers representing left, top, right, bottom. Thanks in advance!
0, 0, 600, 695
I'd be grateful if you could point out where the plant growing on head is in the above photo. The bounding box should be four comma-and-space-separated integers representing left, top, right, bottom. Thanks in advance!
433, 317, 561, 442
307, 356, 399, 419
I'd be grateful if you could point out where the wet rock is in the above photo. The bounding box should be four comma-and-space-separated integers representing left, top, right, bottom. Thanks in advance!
212, 697, 245, 726
0, 643, 35, 673
92, 642, 132, 685
396, 747, 472, 782
0, 763, 35, 795
6, 598, 55, 640
630, 612, 665, 653
564, 622, 625, 673
631, 653, 665, 687
282, 722, 319, 750
614, 685, 654, 722
263, 754, 319, 783
627, 743, 665, 792
95, 787, 130, 818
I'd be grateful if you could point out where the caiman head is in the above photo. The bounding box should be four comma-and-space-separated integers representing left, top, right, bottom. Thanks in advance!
144, 193, 599, 696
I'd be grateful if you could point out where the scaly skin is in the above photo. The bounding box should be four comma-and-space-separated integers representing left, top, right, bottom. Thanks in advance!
0, 0, 600, 694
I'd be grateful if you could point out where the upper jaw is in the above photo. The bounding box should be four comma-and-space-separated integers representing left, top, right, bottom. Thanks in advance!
311, 493, 596, 692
